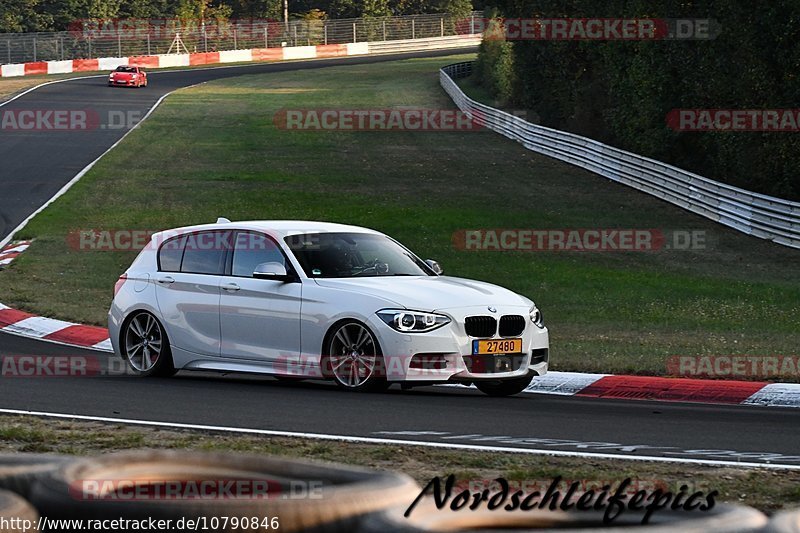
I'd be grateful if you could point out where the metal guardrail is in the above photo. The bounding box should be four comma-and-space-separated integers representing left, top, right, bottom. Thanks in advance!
440, 61, 800, 250
0, 13, 482, 65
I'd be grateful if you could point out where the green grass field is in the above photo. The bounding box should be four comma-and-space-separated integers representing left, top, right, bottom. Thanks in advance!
1, 53, 798, 376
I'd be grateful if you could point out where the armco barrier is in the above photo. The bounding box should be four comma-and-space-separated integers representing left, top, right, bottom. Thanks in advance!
440, 61, 800, 250
0, 35, 479, 80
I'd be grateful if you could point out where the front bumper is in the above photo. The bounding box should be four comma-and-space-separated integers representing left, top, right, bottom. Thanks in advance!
371, 305, 549, 383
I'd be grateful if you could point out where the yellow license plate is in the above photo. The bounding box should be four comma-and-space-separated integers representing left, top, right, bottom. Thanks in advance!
472, 338, 522, 355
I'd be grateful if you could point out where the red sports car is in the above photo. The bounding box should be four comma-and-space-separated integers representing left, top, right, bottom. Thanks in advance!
108, 66, 148, 88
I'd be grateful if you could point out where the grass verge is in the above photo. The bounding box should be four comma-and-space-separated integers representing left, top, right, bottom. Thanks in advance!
0, 53, 798, 376
1, 414, 799, 514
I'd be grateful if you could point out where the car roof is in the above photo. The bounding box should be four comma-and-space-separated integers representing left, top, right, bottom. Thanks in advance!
151, 220, 382, 241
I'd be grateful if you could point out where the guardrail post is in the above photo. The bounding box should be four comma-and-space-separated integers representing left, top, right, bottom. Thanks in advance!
265, 27, 269, 48
60, 36, 64, 60
117, 32, 121, 57
383, 20, 387, 41
293, 24, 297, 46
88, 37, 92, 59
234, 27, 238, 49
353, 22, 357, 43
470, 14, 475, 34
323, 24, 327, 45
412, 19, 415, 40
203, 26, 208, 52
7, 39, 10, 64
33, 36, 37, 62
147, 34, 151, 55
441, 17, 444, 37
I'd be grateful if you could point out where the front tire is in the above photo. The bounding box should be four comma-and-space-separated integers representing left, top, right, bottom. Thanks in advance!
475, 373, 534, 397
323, 321, 388, 392
122, 311, 175, 377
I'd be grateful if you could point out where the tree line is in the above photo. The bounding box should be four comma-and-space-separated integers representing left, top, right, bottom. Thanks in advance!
0, 0, 480, 33
475, 0, 800, 200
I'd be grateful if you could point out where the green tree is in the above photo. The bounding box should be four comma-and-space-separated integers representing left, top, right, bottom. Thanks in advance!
0, 0, 53, 32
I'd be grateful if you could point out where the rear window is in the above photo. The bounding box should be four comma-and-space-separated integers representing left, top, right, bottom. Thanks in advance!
180, 231, 231, 275
158, 235, 185, 272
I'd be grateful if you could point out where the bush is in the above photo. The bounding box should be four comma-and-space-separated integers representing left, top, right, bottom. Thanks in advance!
472, 0, 800, 200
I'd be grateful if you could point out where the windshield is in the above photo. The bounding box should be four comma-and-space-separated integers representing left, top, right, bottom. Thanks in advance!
115, 66, 136, 72
285, 232, 433, 278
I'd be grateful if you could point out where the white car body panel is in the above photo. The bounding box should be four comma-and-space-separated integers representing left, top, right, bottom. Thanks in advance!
108, 220, 549, 387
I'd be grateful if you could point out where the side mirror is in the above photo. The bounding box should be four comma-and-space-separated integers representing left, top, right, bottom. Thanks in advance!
253, 262, 294, 282
425, 259, 443, 275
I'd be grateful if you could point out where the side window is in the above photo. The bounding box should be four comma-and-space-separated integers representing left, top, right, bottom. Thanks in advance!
181, 231, 231, 275
158, 235, 186, 272
232, 232, 286, 277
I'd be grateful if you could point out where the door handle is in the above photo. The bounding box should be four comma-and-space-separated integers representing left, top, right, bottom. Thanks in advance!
156, 276, 174, 284
221, 283, 241, 292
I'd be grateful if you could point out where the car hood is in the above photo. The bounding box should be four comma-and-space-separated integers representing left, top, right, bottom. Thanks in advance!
313, 276, 529, 311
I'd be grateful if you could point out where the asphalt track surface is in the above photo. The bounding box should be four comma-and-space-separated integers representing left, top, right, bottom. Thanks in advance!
1, 49, 800, 468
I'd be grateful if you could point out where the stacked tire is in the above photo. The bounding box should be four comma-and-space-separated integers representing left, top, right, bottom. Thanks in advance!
3, 451, 798, 532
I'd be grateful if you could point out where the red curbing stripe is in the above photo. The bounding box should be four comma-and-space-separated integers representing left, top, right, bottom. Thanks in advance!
0, 308, 36, 328
128, 56, 159, 68
24, 62, 48, 75
251, 48, 282, 62
315, 44, 348, 58
0, 252, 21, 261
43, 324, 109, 346
72, 59, 99, 72
576, 375, 768, 404
189, 52, 220, 66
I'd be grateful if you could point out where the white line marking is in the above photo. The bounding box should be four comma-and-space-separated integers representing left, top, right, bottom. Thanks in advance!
0, 88, 180, 249
0, 408, 797, 470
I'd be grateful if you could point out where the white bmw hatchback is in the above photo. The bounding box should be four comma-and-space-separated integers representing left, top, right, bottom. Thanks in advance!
108, 220, 549, 396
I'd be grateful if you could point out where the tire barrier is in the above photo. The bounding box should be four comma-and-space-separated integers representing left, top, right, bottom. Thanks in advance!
764, 508, 800, 532
0, 489, 38, 532
359, 499, 769, 532
0, 454, 71, 499
0, 451, 793, 532
29, 449, 420, 532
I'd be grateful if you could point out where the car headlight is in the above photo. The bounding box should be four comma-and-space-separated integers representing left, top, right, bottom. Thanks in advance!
529, 305, 544, 328
377, 309, 450, 333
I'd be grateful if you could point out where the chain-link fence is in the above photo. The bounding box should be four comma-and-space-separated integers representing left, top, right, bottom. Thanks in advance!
0, 12, 482, 65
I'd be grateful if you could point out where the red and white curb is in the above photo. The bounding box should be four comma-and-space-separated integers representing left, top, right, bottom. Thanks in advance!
0, 241, 31, 267
525, 372, 800, 408
0, 302, 111, 351
0, 242, 111, 350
